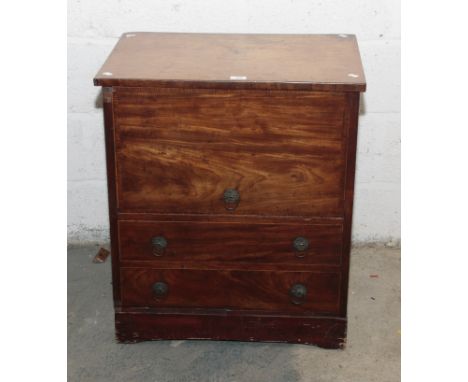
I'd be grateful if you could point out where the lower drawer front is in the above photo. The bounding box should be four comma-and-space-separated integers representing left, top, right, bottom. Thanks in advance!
119, 220, 343, 266
120, 268, 341, 315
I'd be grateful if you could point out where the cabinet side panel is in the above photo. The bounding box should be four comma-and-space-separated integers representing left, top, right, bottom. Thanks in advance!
340, 92, 360, 316
103, 87, 121, 307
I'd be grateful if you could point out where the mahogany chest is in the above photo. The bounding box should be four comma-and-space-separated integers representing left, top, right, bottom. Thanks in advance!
94, 32, 366, 348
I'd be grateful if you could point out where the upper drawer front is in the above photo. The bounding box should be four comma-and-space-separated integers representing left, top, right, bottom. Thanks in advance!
119, 220, 343, 266
120, 268, 341, 314
114, 88, 347, 217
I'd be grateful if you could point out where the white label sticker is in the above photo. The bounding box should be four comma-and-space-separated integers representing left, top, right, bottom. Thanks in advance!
230, 75, 247, 80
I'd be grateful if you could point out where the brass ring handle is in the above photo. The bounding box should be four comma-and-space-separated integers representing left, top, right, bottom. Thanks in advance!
293, 237, 309, 257
289, 283, 307, 305
151, 236, 167, 256
223, 188, 240, 211
152, 281, 169, 298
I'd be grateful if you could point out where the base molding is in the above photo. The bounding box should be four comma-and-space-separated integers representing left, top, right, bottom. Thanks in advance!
115, 311, 347, 349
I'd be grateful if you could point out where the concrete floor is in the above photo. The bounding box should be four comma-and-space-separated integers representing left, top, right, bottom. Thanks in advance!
68, 245, 400, 382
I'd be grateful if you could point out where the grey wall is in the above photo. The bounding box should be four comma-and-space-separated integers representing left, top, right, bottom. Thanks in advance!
67, 0, 400, 244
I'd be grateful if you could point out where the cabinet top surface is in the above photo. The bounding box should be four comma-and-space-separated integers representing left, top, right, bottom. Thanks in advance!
94, 32, 366, 91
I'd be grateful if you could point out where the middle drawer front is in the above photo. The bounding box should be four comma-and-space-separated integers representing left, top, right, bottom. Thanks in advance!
120, 268, 342, 315
118, 220, 343, 266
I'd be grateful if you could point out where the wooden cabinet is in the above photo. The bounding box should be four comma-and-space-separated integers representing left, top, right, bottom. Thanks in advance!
94, 32, 366, 348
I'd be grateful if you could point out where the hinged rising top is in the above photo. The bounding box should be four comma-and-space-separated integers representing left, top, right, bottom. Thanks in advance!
94, 32, 366, 92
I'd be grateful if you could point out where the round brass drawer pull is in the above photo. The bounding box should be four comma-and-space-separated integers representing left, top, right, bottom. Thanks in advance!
293, 236, 309, 257
289, 283, 307, 305
223, 188, 240, 211
151, 236, 167, 256
152, 281, 169, 298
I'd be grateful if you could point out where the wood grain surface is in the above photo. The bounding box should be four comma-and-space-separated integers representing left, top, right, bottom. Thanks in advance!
114, 87, 347, 217
94, 32, 366, 92
120, 268, 341, 314
95, 32, 365, 346
115, 311, 347, 348
118, 220, 343, 266
102, 87, 122, 307
339, 92, 360, 316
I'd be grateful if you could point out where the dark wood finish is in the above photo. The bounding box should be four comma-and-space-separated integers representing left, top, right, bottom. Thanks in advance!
115, 311, 347, 349
94, 33, 366, 92
118, 220, 343, 266
117, 212, 343, 223
120, 268, 341, 314
102, 87, 122, 307
94, 33, 366, 348
114, 87, 347, 217
339, 92, 361, 316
